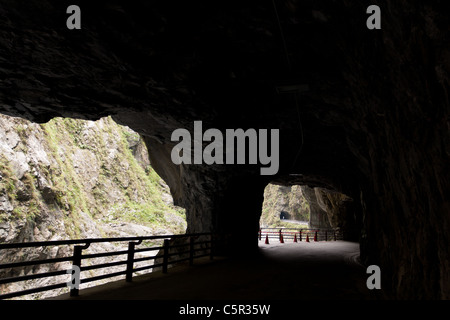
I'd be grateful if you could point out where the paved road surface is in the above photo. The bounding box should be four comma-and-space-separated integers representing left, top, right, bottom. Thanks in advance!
54, 241, 377, 300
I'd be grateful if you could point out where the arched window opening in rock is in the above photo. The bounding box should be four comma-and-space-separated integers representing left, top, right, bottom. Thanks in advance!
0, 114, 187, 240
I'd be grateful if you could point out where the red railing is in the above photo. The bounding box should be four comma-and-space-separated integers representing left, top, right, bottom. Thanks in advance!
259, 228, 343, 243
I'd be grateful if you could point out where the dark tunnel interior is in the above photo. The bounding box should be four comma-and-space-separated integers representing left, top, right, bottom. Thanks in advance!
0, 0, 449, 301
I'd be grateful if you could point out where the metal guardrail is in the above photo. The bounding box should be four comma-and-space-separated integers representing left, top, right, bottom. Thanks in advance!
0, 233, 225, 300
259, 228, 343, 243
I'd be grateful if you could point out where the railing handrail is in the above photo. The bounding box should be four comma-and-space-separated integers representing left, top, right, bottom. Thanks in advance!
0, 232, 212, 249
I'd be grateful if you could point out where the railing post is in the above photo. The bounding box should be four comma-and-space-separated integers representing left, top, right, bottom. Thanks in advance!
126, 240, 142, 282
299, 230, 302, 241
189, 236, 195, 266
162, 239, 169, 274
279, 229, 284, 243
314, 230, 318, 242
70, 242, 90, 297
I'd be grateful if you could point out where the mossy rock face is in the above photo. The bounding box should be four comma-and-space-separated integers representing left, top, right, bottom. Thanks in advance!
260, 184, 310, 228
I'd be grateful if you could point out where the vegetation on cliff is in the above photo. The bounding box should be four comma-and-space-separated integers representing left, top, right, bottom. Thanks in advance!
0, 114, 186, 242
260, 184, 310, 228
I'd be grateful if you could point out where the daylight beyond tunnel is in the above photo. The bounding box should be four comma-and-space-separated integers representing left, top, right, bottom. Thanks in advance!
260, 183, 359, 241
0, 1, 448, 299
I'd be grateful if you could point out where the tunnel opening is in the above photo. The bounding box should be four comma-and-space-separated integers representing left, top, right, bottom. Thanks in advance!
260, 181, 360, 242
254, 181, 370, 299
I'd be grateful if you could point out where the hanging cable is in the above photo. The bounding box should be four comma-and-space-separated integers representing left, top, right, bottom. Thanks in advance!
292, 91, 304, 169
271, 0, 304, 170
272, 0, 292, 69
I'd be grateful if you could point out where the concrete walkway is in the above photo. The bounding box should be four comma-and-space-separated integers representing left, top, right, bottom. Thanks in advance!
54, 241, 376, 300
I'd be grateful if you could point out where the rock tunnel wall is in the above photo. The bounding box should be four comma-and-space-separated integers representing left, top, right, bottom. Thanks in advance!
300, 186, 360, 242
0, 1, 448, 299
